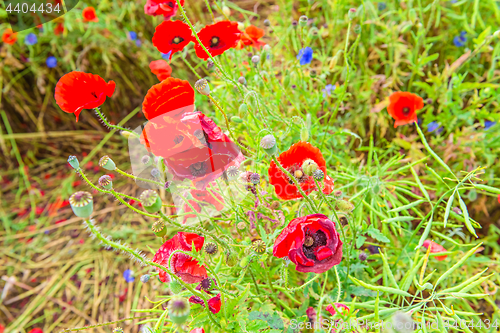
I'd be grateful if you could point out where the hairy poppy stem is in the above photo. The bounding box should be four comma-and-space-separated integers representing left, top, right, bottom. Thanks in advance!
115, 167, 165, 187
94, 108, 137, 137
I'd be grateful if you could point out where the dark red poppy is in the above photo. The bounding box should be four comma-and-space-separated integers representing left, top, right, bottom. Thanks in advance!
153, 20, 193, 59
387, 91, 423, 128
326, 303, 350, 316
54, 22, 64, 35
238, 25, 265, 49
268, 141, 334, 200
194, 21, 241, 60
54, 71, 116, 122
82, 7, 98, 22
2, 29, 17, 45
145, 0, 184, 19
422, 240, 447, 261
141, 77, 195, 121
149, 60, 172, 81
152, 232, 207, 284
189, 279, 221, 314
273, 214, 343, 274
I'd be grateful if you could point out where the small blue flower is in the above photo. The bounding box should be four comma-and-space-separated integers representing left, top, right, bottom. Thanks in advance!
161, 51, 172, 60
135, 39, 142, 47
297, 47, 313, 65
453, 32, 467, 47
128, 31, 137, 40
322, 84, 336, 97
377, 2, 387, 11
123, 269, 135, 283
46, 56, 57, 68
485, 120, 496, 130
427, 121, 439, 132
24, 33, 38, 46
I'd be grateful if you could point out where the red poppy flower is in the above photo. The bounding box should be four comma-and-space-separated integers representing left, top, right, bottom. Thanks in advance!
149, 60, 172, 81
28, 329, 43, 333
54, 22, 64, 35
189, 329, 205, 333
153, 20, 193, 59
145, 0, 184, 19
54, 71, 116, 122
152, 232, 207, 284
2, 29, 17, 45
189, 279, 221, 314
326, 303, 350, 316
141, 77, 195, 120
82, 7, 98, 22
387, 91, 423, 128
238, 25, 265, 49
268, 141, 335, 200
194, 21, 241, 60
273, 214, 343, 274
180, 186, 225, 223
422, 240, 447, 261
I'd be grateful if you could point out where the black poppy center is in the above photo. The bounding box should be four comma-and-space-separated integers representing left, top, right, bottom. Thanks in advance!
302, 230, 327, 260
172, 36, 184, 44
210, 36, 220, 48
173, 135, 184, 144
402, 107, 411, 115
190, 161, 207, 177
91, 91, 98, 98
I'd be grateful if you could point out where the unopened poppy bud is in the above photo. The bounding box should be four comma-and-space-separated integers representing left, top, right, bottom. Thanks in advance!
194, 79, 210, 96
237, 222, 246, 230
300, 127, 309, 141
142, 155, 152, 165
310, 27, 319, 38
249, 173, 260, 185
237, 22, 244, 31
225, 251, 238, 267
169, 280, 183, 294
140, 274, 151, 283
238, 76, 246, 85
251, 55, 260, 64
263, 44, 271, 52
231, 116, 243, 123
302, 159, 318, 176
140, 190, 162, 213
151, 220, 166, 237
299, 15, 308, 27
225, 165, 240, 181
337, 199, 354, 212
270, 201, 281, 210
348, 8, 357, 20
222, 5, 231, 17
359, 252, 368, 261
312, 169, 324, 180
354, 24, 361, 34
99, 155, 116, 171
69, 191, 93, 218
264, 19, 271, 26
68, 155, 80, 170
334, 190, 342, 197
252, 239, 266, 254
239, 104, 248, 113
168, 297, 190, 324
292, 20, 298, 29
260, 134, 277, 155
239, 256, 250, 267
204, 242, 218, 255
98, 175, 113, 189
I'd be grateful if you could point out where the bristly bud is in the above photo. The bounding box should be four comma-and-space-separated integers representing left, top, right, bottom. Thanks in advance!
69, 191, 93, 218
195, 79, 210, 96
238, 76, 247, 85
169, 280, 183, 294
140, 274, 151, 283
337, 199, 354, 212
237, 222, 246, 230
207, 60, 214, 70
264, 19, 271, 26
251, 55, 260, 64
152, 220, 166, 237
225, 251, 238, 267
260, 134, 277, 155
239, 104, 248, 113
68, 155, 80, 170
99, 155, 116, 171
300, 127, 309, 141
120, 130, 132, 138
204, 242, 218, 255
141, 155, 152, 165
359, 252, 368, 261
299, 15, 308, 27
226, 166, 240, 181
237, 21, 244, 31
302, 159, 318, 176
113, 328, 124, 333
249, 173, 260, 185
334, 190, 342, 197
309, 70, 317, 78
270, 201, 281, 210
200, 277, 215, 291
348, 8, 357, 20
140, 190, 162, 213
231, 116, 243, 123
98, 175, 113, 189
312, 169, 324, 180
168, 297, 190, 324
252, 239, 266, 254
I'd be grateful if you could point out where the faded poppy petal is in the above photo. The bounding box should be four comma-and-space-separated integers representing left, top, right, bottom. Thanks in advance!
422, 240, 447, 261
149, 60, 172, 81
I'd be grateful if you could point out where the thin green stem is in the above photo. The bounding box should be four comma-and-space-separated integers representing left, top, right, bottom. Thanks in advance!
115, 167, 165, 187
94, 107, 137, 136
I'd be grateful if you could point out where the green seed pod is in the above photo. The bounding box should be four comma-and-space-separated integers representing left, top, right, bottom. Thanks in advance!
348, 8, 357, 20
309, 27, 319, 38
140, 190, 162, 213
69, 191, 93, 218
313, 169, 324, 181
300, 127, 309, 141
67, 155, 80, 170
194, 79, 210, 96
168, 297, 190, 324
98, 175, 113, 189
260, 134, 278, 155
99, 155, 116, 171
169, 280, 183, 294
151, 220, 166, 237
302, 159, 318, 176
299, 15, 308, 27
239, 256, 250, 268
239, 104, 248, 113
225, 251, 238, 267
231, 116, 243, 123
337, 199, 354, 213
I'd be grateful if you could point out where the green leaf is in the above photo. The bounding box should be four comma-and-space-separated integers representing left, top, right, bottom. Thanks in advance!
356, 235, 367, 248
366, 226, 390, 243
444, 189, 456, 228
458, 195, 477, 237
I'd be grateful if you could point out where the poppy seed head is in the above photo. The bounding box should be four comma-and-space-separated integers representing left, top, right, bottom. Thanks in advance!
70, 191, 92, 207
204, 242, 218, 255
140, 190, 159, 207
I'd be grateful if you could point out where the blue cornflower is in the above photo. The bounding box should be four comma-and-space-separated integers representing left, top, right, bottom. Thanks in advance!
123, 269, 135, 282
46, 56, 57, 68
485, 120, 496, 130
427, 121, 439, 132
322, 84, 336, 97
297, 47, 313, 65
24, 33, 38, 46
161, 51, 172, 60
453, 31, 467, 47
377, 2, 387, 11
128, 31, 137, 40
